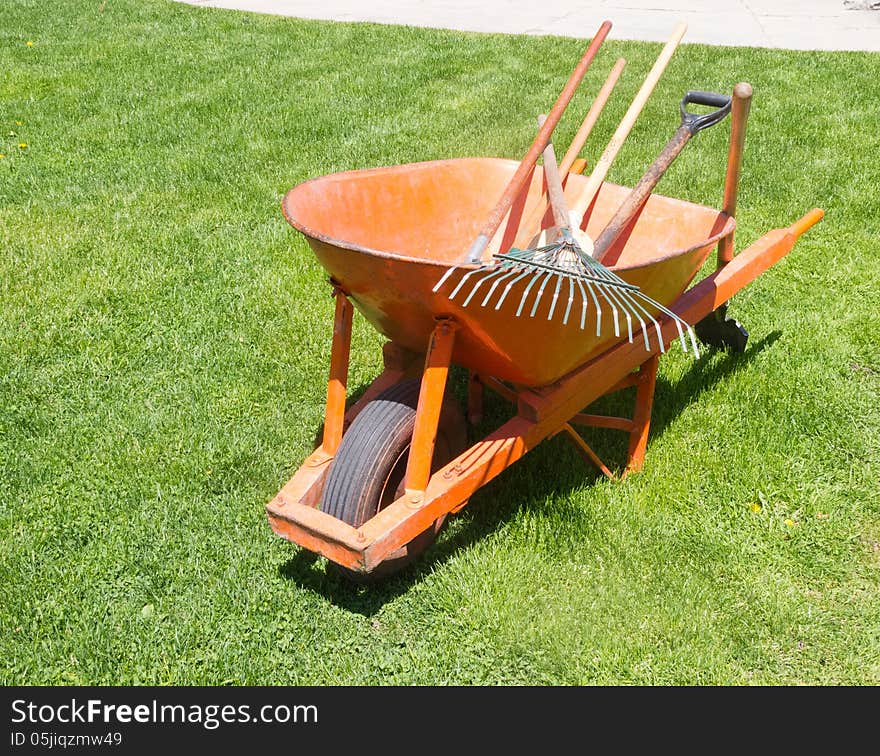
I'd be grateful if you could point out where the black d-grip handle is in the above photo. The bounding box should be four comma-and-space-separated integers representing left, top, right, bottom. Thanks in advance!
680, 90, 732, 134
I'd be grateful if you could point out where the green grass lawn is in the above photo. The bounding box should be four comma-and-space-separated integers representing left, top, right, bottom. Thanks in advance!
1, 0, 878, 685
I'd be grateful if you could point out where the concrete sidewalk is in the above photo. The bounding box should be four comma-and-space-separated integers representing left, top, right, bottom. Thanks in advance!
179, 0, 880, 51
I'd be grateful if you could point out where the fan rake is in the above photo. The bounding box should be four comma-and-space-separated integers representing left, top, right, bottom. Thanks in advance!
433, 146, 698, 357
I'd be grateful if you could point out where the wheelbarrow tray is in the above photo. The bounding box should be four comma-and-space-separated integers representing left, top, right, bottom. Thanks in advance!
282, 157, 735, 387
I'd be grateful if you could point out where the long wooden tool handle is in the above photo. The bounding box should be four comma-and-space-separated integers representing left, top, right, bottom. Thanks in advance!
568, 21, 687, 223
463, 19, 612, 264
559, 57, 627, 175
507, 57, 626, 248
717, 82, 753, 266
537, 114, 571, 228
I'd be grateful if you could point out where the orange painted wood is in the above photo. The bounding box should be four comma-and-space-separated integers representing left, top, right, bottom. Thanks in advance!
718, 83, 753, 266
479, 375, 519, 404
626, 354, 659, 473
403, 319, 457, 496
560, 423, 615, 479
321, 292, 353, 454
270, 210, 822, 573
467, 371, 484, 425
570, 413, 635, 432
570, 158, 588, 176
267, 447, 332, 510
268, 498, 366, 569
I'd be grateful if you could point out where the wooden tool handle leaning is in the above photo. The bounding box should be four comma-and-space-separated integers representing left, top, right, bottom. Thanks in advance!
463, 19, 612, 264
536, 115, 570, 229
717, 82, 753, 266
560, 57, 627, 175
567, 21, 687, 228
508, 57, 626, 249
593, 89, 732, 265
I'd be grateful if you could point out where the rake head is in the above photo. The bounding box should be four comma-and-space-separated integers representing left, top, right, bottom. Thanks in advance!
433, 230, 699, 358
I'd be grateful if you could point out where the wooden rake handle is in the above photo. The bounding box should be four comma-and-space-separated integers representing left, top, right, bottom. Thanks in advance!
568, 21, 687, 224
559, 57, 627, 176
463, 19, 612, 264
536, 114, 571, 229
510, 57, 626, 247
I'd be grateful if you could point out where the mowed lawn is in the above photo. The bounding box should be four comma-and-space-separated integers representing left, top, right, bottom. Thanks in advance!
1, 0, 878, 685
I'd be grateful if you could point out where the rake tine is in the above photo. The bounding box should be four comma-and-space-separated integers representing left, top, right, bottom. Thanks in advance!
448, 267, 484, 301
595, 284, 620, 338
587, 264, 665, 350
433, 265, 459, 293
561, 275, 575, 325
618, 288, 658, 351
635, 291, 695, 356
529, 271, 556, 318
606, 283, 652, 349
605, 284, 636, 345
495, 267, 533, 310
547, 274, 564, 321
515, 271, 545, 317
584, 260, 676, 353
461, 266, 506, 307
469, 232, 698, 358
638, 300, 665, 354
481, 267, 520, 307
574, 277, 589, 330
689, 326, 700, 358
582, 278, 602, 335
582, 256, 679, 348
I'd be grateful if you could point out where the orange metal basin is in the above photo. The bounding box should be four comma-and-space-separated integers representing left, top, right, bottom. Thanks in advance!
282, 157, 734, 387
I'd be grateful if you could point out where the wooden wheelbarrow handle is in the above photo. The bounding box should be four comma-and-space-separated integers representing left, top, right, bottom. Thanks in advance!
463, 19, 612, 264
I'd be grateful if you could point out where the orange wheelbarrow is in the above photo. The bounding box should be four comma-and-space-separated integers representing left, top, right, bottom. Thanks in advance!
266, 84, 823, 580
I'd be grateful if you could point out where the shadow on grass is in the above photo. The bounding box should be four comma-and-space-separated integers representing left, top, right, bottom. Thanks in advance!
277, 330, 782, 614
653, 329, 781, 438
276, 491, 519, 616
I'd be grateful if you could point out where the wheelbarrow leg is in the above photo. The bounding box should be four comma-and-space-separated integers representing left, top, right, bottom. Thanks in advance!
625, 354, 659, 475
560, 423, 615, 479
321, 285, 353, 456
403, 317, 458, 504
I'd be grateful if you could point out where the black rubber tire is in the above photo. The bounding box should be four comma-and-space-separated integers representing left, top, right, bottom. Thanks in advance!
319, 378, 467, 580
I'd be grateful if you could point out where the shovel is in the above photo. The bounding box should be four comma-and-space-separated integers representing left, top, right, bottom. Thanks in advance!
593, 90, 732, 265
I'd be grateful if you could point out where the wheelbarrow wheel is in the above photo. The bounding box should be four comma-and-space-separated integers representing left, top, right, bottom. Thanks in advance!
319, 378, 467, 581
